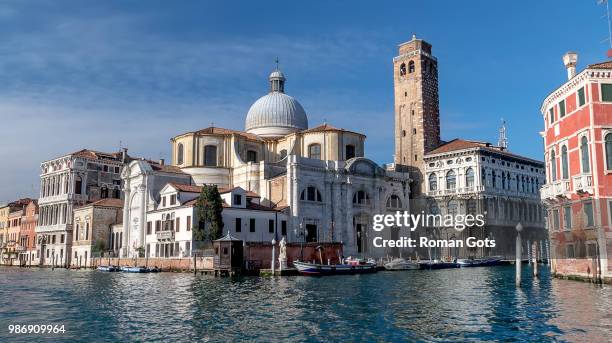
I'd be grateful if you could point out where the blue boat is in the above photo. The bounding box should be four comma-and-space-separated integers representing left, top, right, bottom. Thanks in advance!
97, 265, 120, 272
457, 257, 502, 268
121, 266, 150, 273
418, 260, 460, 270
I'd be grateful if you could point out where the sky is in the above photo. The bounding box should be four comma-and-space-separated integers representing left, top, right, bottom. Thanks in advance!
0, 0, 609, 202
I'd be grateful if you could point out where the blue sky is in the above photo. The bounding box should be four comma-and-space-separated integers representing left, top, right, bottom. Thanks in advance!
0, 1, 608, 201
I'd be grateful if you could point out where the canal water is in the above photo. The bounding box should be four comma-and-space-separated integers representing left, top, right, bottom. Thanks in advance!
0, 265, 610, 342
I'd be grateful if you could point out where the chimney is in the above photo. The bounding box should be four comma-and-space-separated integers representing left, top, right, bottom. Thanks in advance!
121, 148, 128, 163
159, 158, 165, 166
563, 52, 578, 80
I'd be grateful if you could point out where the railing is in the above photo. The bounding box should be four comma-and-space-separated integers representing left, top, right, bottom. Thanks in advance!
572, 174, 593, 194
426, 185, 484, 197
156, 230, 175, 241
540, 180, 570, 200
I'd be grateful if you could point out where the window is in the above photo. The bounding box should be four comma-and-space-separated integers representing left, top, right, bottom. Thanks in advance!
552, 209, 560, 230
550, 150, 557, 181
235, 218, 241, 232
234, 194, 242, 206
447, 200, 458, 216
446, 170, 456, 190
584, 202, 594, 227
408, 60, 415, 73
177, 143, 184, 165
578, 87, 585, 107
602, 83, 612, 102
492, 170, 497, 188
101, 186, 108, 199
606, 133, 612, 170
308, 144, 321, 160
353, 190, 370, 205
563, 207, 571, 231
559, 100, 566, 118
85, 224, 89, 240
187, 216, 192, 231
567, 244, 575, 258
580, 136, 590, 173
561, 145, 568, 179
60, 234, 64, 243
345, 145, 355, 160
268, 219, 274, 233
280, 149, 287, 160
281, 220, 287, 236
386, 195, 402, 209
175, 218, 180, 232
249, 218, 256, 232
246, 150, 257, 163
162, 196, 166, 207
548, 108, 554, 125
147, 221, 152, 235
301, 186, 322, 202
428, 173, 437, 191
75, 176, 82, 195
155, 220, 161, 232
399, 63, 406, 76
204, 145, 217, 166
170, 194, 177, 206
466, 168, 475, 188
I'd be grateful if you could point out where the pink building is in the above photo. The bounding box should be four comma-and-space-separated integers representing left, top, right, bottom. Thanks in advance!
540, 52, 612, 283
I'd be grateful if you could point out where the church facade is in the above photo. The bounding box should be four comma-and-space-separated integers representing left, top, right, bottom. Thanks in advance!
120, 65, 411, 259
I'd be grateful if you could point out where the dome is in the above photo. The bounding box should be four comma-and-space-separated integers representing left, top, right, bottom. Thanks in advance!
245, 68, 308, 137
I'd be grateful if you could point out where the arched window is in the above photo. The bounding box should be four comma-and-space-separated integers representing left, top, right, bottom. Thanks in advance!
300, 186, 322, 202
246, 150, 257, 163
352, 190, 370, 205
279, 149, 287, 160
345, 145, 355, 160
580, 136, 590, 173
399, 63, 406, 76
204, 145, 217, 166
550, 149, 557, 181
100, 186, 108, 199
112, 188, 120, 199
606, 133, 612, 170
428, 173, 437, 191
308, 144, 321, 160
408, 60, 415, 73
501, 172, 506, 189
177, 143, 184, 165
561, 145, 569, 179
447, 200, 458, 216
446, 170, 456, 190
428, 202, 440, 215
481, 168, 486, 186
465, 168, 474, 188
506, 172, 511, 190
386, 195, 403, 209
85, 222, 89, 240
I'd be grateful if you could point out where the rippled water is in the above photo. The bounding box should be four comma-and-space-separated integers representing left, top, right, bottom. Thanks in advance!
0, 265, 610, 342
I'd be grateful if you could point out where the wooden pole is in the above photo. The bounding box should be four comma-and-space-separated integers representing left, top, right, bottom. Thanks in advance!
532, 241, 538, 277
516, 232, 522, 287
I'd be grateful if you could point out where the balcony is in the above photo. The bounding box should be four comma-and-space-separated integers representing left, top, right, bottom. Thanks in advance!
156, 230, 175, 241
426, 185, 484, 197
540, 180, 570, 200
572, 174, 593, 194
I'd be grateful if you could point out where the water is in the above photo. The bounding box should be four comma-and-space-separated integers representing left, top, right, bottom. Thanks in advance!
0, 266, 610, 343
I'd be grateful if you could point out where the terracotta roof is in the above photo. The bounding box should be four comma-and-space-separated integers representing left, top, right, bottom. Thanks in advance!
301, 123, 365, 136
149, 162, 186, 174
70, 149, 130, 161
218, 186, 261, 198
170, 183, 202, 193
587, 60, 612, 69
426, 139, 543, 165
80, 198, 124, 208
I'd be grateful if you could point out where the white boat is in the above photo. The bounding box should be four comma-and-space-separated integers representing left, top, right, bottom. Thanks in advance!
384, 258, 420, 270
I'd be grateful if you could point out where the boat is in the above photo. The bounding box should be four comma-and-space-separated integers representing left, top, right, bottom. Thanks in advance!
418, 260, 460, 270
294, 259, 377, 276
120, 266, 150, 273
457, 256, 502, 268
97, 265, 120, 272
384, 258, 420, 270
147, 267, 161, 273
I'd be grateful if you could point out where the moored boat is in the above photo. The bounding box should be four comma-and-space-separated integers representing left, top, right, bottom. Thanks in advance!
457, 256, 502, 268
120, 266, 150, 273
384, 258, 420, 270
294, 260, 377, 276
97, 265, 120, 272
418, 260, 460, 270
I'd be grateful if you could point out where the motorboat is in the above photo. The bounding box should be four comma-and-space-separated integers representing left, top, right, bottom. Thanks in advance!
294, 259, 377, 276
384, 258, 420, 270
418, 260, 460, 270
97, 265, 120, 272
457, 256, 502, 268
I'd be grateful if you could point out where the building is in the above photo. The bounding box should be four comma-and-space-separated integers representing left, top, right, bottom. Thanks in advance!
0, 204, 10, 263
144, 183, 286, 258
18, 200, 38, 265
0, 198, 33, 265
540, 52, 612, 282
71, 198, 123, 268
121, 64, 411, 259
423, 139, 547, 259
36, 149, 131, 267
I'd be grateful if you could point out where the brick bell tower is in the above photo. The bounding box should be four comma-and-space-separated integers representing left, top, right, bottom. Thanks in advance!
393, 35, 440, 197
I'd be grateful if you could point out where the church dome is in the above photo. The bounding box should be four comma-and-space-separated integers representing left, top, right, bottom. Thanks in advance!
245, 68, 308, 137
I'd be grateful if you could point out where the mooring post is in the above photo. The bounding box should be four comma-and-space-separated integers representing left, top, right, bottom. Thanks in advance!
193, 253, 197, 275
532, 241, 538, 277
516, 223, 523, 287
271, 239, 276, 276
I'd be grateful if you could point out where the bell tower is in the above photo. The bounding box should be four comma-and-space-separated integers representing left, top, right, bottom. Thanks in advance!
393, 35, 440, 196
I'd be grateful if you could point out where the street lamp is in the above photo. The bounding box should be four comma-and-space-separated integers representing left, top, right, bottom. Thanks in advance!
515, 222, 523, 287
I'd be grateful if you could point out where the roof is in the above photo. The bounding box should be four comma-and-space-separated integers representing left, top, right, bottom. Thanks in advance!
78, 198, 124, 209
426, 139, 543, 165
215, 232, 242, 241
149, 161, 186, 175
586, 60, 612, 69
170, 183, 202, 193
4, 198, 35, 211
176, 127, 264, 141
301, 123, 365, 137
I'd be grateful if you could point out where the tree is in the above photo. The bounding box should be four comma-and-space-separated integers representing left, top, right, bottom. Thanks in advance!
195, 184, 224, 242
